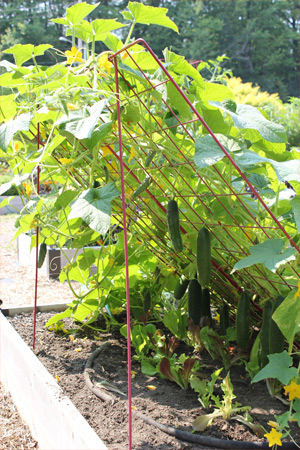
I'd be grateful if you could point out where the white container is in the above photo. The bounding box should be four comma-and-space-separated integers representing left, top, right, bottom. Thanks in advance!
17, 233, 99, 279
0, 307, 107, 450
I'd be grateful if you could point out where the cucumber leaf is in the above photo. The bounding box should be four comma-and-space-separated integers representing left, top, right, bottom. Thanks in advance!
68, 183, 120, 235
233, 238, 296, 273
122, 2, 178, 32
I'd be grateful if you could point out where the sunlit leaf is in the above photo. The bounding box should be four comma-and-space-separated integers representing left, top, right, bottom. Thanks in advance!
3, 44, 52, 66
252, 351, 298, 385
210, 101, 287, 143
272, 289, 300, 344
68, 183, 120, 234
0, 113, 33, 151
233, 238, 296, 273
122, 2, 178, 32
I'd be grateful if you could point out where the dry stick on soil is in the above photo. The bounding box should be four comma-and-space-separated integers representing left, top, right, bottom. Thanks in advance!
84, 342, 298, 450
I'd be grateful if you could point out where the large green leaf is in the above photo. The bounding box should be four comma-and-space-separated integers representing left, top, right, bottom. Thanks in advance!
290, 196, 300, 233
0, 113, 33, 151
233, 238, 296, 273
70, 19, 127, 43
3, 44, 53, 66
122, 2, 178, 32
84, 121, 113, 150
235, 150, 300, 182
272, 289, 300, 344
194, 134, 227, 169
57, 100, 108, 140
68, 183, 120, 234
251, 351, 298, 385
210, 101, 287, 143
52, 2, 99, 26
163, 49, 204, 87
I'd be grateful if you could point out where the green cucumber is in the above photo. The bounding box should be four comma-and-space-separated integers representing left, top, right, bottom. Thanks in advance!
38, 242, 47, 269
103, 165, 109, 184
220, 304, 230, 336
188, 279, 202, 325
269, 296, 285, 355
201, 288, 211, 319
131, 175, 152, 200
145, 149, 156, 167
236, 291, 250, 350
143, 289, 151, 316
197, 227, 211, 287
167, 199, 183, 253
174, 275, 189, 300
258, 300, 273, 367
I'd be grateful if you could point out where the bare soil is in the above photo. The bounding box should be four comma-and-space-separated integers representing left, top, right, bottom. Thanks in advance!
7, 311, 298, 450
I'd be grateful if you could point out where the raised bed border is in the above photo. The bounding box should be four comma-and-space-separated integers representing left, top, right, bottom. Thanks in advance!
0, 304, 107, 450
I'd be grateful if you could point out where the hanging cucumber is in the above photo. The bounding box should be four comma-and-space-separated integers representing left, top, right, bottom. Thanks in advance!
236, 291, 250, 350
145, 149, 156, 168
201, 288, 212, 319
197, 227, 211, 287
174, 275, 189, 300
131, 175, 152, 200
188, 279, 202, 326
103, 165, 109, 184
38, 242, 47, 269
219, 303, 230, 336
167, 199, 183, 253
143, 289, 151, 316
269, 295, 285, 355
258, 300, 273, 367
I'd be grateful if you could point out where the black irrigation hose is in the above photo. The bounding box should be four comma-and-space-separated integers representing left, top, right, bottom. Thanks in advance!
84, 342, 299, 450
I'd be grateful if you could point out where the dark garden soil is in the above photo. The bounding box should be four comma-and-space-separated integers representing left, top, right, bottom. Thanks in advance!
7, 311, 298, 450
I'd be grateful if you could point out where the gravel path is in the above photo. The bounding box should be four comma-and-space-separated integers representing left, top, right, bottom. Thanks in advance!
0, 214, 78, 308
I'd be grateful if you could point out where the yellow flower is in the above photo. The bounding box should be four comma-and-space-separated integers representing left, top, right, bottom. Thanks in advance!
55, 375, 60, 382
267, 421, 279, 428
74, 347, 82, 352
58, 158, 74, 165
128, 146, 136, 163
111, 306, 123, 315
98, 53, 113, 76
108, 161, 118, 173
146, 385, 156, 390
131, 371, 137, 378
284, 380, 300, 401
65, 47, 83, 65
101, 146, 112, 157
215, 313, 220, 324
264, 428, 282, 447
14, 142, 19, 151
294, 282, 300, 301
69, 335, 75, 341
66, 103, 77, 111
40, 126, 47, 140
22, 182, 32, 197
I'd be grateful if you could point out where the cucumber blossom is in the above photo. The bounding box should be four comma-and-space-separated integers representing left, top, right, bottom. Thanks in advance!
167, 200, 183, 253
188, 279, 202, 326
258, 300, 273, 367
236, 291, 250, 350
269, 296, 285, 355
174, 275, 189, 300
197, 227, 211, 287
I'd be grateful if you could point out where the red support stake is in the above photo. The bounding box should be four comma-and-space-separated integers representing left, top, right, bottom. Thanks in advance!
113, 56, 133, 450
33, 124, 41, 349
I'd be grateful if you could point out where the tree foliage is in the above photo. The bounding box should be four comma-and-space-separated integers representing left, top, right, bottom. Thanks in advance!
0, 0, 299, 100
